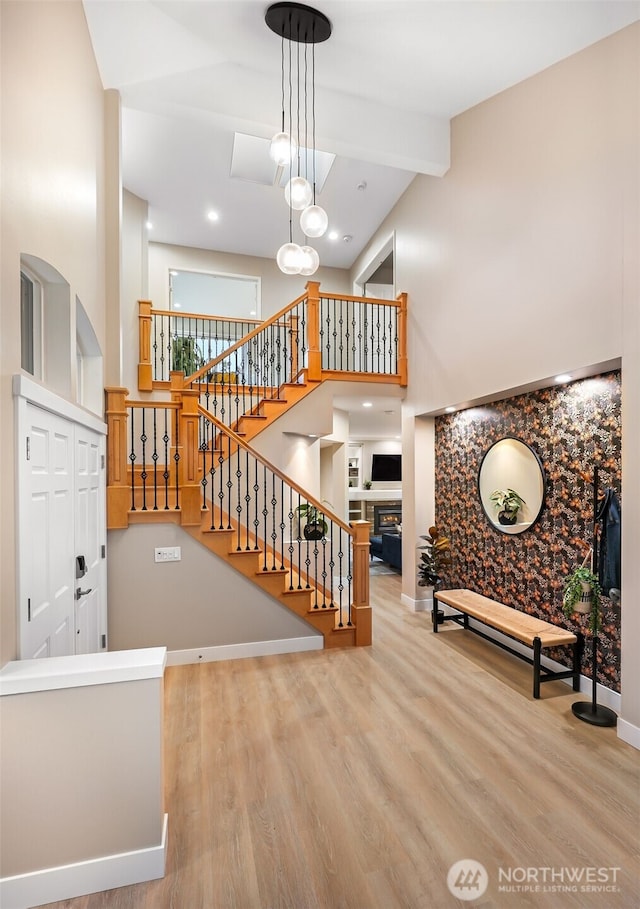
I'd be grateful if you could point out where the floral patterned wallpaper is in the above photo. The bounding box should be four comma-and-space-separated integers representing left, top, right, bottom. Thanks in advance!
435, 371, 622, 691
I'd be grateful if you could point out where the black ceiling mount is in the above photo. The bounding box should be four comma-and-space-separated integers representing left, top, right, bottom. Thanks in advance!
265, 2, 332, 44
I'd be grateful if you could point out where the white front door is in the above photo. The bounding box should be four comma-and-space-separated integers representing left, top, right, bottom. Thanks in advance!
18, 403, 107, 659
74, 425, 106, 654
19, 405, 75, 659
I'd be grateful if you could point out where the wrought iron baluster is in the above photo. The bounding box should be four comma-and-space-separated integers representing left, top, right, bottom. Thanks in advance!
336, 528, 346, 627
129, 407, 136, 511
173, 408, 180, 510
279, 478, 285, 570
261, 464, 268, 571
152, 408, 159, 510
140, 408, 148, 511
199, 415, 208, 511
287, 488, 295, 589
162, 408, 170, 509
244, 447, 252, 550
338, 298, 344, 371
235, 441, 243, 552
253, 456, 260, 550
270, 472, 278, 568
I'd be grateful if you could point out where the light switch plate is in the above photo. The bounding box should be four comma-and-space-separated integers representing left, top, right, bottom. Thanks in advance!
154, 546, 182, 563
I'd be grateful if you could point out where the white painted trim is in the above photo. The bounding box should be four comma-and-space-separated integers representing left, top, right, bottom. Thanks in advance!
166, 635, 323, 666
13, 373, 107, 434
0, 813, 168, 909
401, 592, 432, 613
617, 718, 640, 751
0, 648, 167, 696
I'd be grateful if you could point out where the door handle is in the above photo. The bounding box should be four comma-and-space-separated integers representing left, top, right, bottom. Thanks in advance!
75, 587, 93, 600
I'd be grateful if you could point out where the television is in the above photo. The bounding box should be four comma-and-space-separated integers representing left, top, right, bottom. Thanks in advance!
371, 453, 402, 482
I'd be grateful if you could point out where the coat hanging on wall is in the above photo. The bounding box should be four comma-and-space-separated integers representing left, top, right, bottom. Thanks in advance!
596, 487, 621, 597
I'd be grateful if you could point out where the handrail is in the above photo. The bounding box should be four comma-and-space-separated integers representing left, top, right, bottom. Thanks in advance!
185, 287, 309, 386
105, 386, 372, 643
197, 405, 352, 537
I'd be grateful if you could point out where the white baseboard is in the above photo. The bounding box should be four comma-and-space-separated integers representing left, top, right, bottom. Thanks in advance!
166, 635, 323, 666
617, 718, 640, 751
0, 814, 167, 909
401, 593, 432, 612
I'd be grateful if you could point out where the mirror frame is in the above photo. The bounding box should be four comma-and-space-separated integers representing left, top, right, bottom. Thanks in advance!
477, 436, 546, 535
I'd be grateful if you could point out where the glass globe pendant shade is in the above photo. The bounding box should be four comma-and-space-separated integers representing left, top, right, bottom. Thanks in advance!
284, 176, 313, 211
269, 131, 296, 166
276, 242, 303, 275
300, 204, 328, 238
299, 245, 320, 276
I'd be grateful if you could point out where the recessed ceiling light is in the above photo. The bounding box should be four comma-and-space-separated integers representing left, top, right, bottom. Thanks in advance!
145, 221, 153, 230
555, 373, 572, 384
250, 310, 256, 316
173, 302, 181, 309
328, 230, 339, 241
169, 270, 178, 276
445, 406, 455, 412
343, 234, 353, 243
207, 210, 219, 222
362, 402, 373, 408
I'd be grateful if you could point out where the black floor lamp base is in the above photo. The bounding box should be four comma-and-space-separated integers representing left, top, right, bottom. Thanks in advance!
571, 701, 617, 727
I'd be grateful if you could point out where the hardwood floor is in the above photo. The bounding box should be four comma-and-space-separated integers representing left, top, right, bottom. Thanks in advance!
39, 573, 639, 909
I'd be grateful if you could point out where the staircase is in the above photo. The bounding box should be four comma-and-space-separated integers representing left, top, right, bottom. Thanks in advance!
106, 281, 407, 648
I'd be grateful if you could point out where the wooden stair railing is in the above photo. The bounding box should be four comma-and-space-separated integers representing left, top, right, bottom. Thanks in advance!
105, 387, 372, 647
137, 282, 407, 435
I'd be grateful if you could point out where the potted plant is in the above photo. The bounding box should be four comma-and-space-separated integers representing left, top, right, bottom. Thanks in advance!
172, 336, 204, 376
562, 559, 602, 634
417, 525, 452, 589
489, 488, 526, 525
295, 503, 329, 541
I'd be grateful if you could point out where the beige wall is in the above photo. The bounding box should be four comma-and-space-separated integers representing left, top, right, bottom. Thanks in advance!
0, 677, 163, 877
0, 0, 107, 664
108, 524, 319, 651
148, 242, 350, 320
352, 25, 640, 733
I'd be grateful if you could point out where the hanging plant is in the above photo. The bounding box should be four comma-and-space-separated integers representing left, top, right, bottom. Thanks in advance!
562, 556, 602, 635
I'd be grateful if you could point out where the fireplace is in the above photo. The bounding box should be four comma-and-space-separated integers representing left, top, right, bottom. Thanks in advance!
373, 505, 402, 534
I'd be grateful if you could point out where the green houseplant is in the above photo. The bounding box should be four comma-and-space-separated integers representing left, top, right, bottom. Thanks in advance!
489, 488, 526, 525
172, 337, 204, 376
562, 563, 602, 634
417, 525, 452, 588
295, 503, 329, 541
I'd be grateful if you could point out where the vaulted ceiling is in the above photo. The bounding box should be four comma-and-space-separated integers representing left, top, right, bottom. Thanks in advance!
83, 1, 639, 269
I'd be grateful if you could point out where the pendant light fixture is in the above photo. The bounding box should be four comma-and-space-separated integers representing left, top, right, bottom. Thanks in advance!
266, 2, 331, 275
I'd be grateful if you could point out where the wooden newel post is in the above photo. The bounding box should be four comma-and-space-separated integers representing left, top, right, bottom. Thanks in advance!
138, 300, 153, 392
397, 292, 408, 387
305, 280, 322, 382
171, 379, 202, 526
105, 387, 130, 529
351, 520, 372, 645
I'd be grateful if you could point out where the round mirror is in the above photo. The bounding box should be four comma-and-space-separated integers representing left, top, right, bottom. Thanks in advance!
478, 437, 545, 535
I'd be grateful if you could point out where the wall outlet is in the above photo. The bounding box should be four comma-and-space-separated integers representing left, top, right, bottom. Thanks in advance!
154, 546, 181, 563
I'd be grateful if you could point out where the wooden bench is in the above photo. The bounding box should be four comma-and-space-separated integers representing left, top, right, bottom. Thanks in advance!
433, 588, 582, 699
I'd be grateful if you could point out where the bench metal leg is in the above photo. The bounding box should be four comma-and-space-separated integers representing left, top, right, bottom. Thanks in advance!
573, 634, 584, 691
432, 594, 439, 632
533, 636, 542, 699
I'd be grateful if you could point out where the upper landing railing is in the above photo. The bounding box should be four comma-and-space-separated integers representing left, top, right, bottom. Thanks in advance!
138, 282, 408, 408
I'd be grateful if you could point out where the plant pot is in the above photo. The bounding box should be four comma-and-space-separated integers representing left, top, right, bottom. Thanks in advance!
303, 523, 325, 541
575, 581, 593, 614
498, 510, 517, 525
